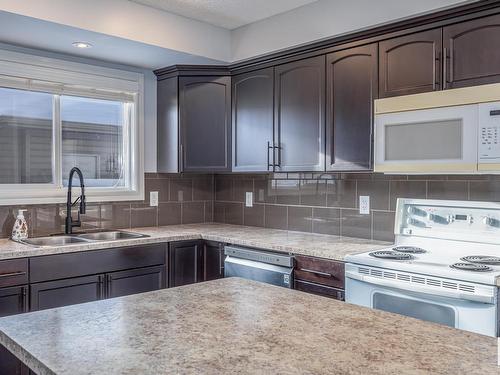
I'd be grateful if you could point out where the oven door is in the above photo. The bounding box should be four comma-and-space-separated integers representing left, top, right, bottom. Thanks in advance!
346, 276, 498, 337
374, 104, 478, 174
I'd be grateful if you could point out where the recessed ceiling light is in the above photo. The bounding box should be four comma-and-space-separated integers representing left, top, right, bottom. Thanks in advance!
72, 41, 92, 49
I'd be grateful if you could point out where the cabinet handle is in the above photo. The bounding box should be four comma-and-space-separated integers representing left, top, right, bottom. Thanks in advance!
0, 271, 26, 278
434, 50, 441, 88
443, 47, 450, 89
98, 275, 106, 299
300, 268, 333, 278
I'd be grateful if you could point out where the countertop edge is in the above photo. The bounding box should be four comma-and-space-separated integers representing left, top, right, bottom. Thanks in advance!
0, 224, 390, 261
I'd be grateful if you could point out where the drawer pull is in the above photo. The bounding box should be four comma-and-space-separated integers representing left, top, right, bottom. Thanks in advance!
300, 268, 333, 278
0, 271, 26, 278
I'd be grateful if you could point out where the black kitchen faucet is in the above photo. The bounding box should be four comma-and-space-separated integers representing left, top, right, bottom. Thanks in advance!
65, 167, 86, 234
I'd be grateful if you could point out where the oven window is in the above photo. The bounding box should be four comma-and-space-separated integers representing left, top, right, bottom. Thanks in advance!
385, 119, 463, 161
373, 292, 456, 327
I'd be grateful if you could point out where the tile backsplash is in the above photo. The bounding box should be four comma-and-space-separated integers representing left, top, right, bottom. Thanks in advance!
2, 171, 499, 243
213, 173, 500, 242
0, 173, 214, 238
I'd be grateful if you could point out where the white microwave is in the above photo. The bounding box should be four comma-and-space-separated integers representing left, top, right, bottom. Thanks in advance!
374, 83, 500, 174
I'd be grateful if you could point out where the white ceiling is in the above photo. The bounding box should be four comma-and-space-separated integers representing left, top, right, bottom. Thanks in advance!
0, 10, 224, 69
129, 0, 319, 29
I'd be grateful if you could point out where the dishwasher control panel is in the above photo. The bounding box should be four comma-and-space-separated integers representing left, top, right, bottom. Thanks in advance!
224, 246, 294, 267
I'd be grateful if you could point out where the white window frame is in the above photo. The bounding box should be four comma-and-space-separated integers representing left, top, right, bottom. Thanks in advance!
0, 49, 144, 205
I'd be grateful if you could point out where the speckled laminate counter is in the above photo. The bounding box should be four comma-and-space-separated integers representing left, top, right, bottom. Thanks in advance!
0, 278, 497, 375
0, 223, 389, 261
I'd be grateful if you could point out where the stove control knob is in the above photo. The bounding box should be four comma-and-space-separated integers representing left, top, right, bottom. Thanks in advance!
407, 217, 427, 228
483, 217, 500, 227
407, 206, 426, 217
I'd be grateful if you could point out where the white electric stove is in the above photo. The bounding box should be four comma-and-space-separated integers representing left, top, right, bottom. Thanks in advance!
345, 198, 500, 337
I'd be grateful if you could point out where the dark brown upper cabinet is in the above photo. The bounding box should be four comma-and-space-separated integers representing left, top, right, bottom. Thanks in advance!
157, 74, 231, 173
274, 56, 326, 172
443, 13, 500, 89
232, 68, 274, 172
179, 76, 231, 172
326, 44, 378, 171
379, 29, 442, 98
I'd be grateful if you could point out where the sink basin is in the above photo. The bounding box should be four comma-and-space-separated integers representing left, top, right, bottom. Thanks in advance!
15, 231, 149, 248
77, 231, 149, 241
19, 236, 92, 247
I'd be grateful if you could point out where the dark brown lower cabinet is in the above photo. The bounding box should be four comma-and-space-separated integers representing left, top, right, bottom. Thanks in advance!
202, 241, 224, 281
169, 241, 202, 287
107, 266, 165, 299
294, 255, 345, 301
169, 241, 225, 287
30, 275, 104, 311
0, 285, 29, 375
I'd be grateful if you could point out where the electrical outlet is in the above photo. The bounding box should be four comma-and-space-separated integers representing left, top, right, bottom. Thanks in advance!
245, 192, 253, 207
150, 191, 159, 207
359, 195, 370, 215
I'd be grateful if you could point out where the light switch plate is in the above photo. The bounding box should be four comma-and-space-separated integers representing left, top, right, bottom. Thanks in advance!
150, 191, 159, 207
245, 192, 253, 207
359, 195, 370, 215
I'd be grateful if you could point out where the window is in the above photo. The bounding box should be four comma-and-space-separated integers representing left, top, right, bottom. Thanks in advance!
0, 87, 53, 184
61, 96, 128, 188
0, 49, 144, 205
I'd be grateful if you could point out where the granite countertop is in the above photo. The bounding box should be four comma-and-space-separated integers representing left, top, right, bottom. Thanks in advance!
0, 278, 497, 375
0, 223, 390, 261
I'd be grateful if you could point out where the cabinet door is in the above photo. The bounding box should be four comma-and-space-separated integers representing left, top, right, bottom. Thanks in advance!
232, 68, 274, 172
30, 275, 104, 311
169, 241, 202, 287
106, 266, 166, 299
0, 286, 29, 375
157, 76, 179, 173
444, 14, 500, 88
326, 44, 377, 171
179, 76, 231, 172
202, 241, 224, 281
274, 56, 325, 171
379, 29, 442, 97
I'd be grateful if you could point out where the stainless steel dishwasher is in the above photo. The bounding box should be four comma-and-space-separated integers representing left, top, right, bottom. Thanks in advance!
224, 245, 294, 288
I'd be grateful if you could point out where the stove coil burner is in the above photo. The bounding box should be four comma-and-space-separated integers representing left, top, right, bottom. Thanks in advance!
460, 255, 500, 265
450, 262, 493, 272
392, 246, 426, 254
369, 250, 414, 260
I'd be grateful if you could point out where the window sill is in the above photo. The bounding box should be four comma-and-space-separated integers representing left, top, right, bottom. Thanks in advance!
0, 187, 144, 206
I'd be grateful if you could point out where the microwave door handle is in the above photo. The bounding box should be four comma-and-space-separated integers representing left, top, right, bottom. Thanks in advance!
345, 270, 494, 304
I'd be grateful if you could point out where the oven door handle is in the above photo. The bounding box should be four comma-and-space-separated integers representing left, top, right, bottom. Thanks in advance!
345, 271, 496, 304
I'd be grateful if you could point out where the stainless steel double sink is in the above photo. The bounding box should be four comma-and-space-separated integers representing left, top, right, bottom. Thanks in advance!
16, 231, 149, 247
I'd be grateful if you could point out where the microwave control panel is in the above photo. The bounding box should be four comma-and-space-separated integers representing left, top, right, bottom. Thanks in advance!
478, 102, 500, 162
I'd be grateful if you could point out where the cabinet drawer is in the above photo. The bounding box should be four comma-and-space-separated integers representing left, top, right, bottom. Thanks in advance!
30, 244, 167, 283
294, 255, 345, 289
0, 259, 28, 288
294, 279, 344, 301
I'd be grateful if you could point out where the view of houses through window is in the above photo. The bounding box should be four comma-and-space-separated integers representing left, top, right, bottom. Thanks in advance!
0, 86, 127, 188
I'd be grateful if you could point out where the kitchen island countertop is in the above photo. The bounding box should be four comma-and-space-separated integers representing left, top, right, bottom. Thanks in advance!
0, 277, 497, 375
